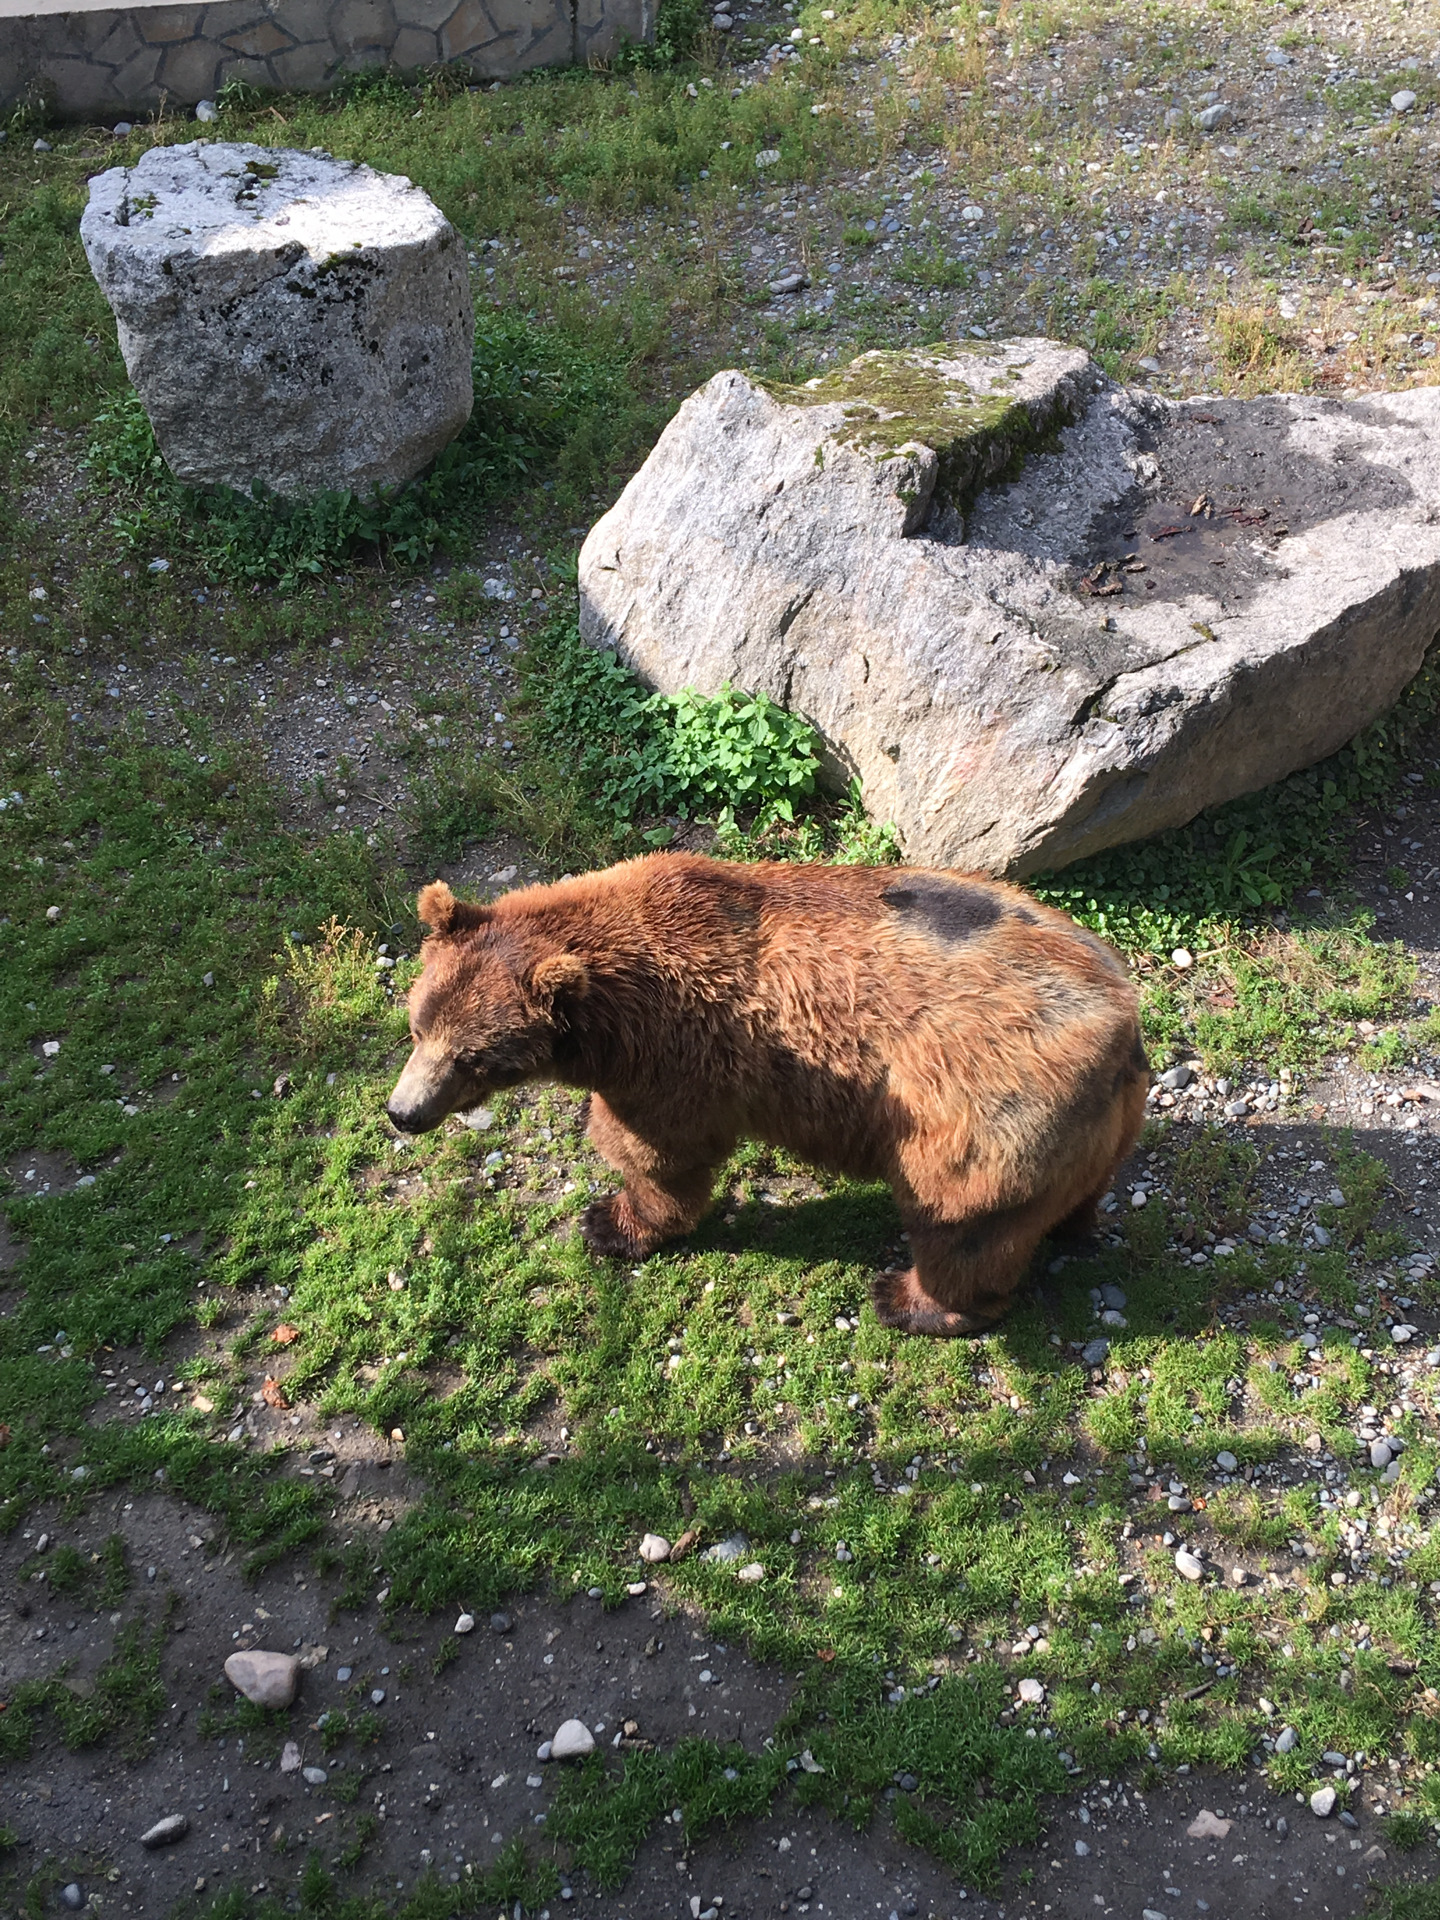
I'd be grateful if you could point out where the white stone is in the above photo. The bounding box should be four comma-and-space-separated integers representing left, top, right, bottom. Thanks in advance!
1174, 1549, 1205, 1581
302, 1765, 328, 1785
81, 143, 473, 501
737, 1561, 766, 1583
1391, 1323, 1417, 1344
1170, 947, 1193, 969
550, 1718, 596, 1760
280, 1741, 302, 1772
639, 1533, 672, 1563
194, 99, 219, 122
224, 1649, 299, 1708
1392, 90, 1418, 112
1310, 1785, 1337, 1817
1370, 1439, 1393, 1469
1017, 1677, 1045, 1704
580, 341, 1440, 875
454, 1612, 476, 1633
139, 1815, 189, 1848
1187, 1809, 1232, 1839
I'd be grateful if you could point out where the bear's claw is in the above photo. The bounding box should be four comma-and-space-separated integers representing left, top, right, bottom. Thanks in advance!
870, 1268, 1001, 1339
580, 1196, 649, 1260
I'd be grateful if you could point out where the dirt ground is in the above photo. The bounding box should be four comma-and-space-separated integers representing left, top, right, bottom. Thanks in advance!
2, 1485, 1433, 1920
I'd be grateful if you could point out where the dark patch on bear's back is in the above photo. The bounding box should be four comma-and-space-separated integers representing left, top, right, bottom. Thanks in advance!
881, 876, 1004, 944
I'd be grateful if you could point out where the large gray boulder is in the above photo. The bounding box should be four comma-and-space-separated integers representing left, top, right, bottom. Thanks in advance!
579, 339, 1440, 875
81, 142, 473, 501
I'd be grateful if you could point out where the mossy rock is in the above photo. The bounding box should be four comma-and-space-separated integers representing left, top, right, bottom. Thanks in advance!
759, 338, 1095, 517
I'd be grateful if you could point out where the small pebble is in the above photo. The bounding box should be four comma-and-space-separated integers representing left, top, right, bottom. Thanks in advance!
61, 1886, 84, 1910
639, 1533, 672, 1564
139, 1815, 189, 1849
1310, 1786, 1337, 1818
1276, 1726, 1298, 1753
551, 1718, 595, 1760
302, 1766, 327, 1786
1174, 1548, 1204, 1581
1215, 1451, 1238, 1473
1017, 1677, 1045, 1704
455, 1612, 476, 1634
490, 1612, 513, 1633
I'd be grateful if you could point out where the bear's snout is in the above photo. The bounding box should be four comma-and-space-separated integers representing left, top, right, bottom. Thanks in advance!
387, 1045, 467, 1134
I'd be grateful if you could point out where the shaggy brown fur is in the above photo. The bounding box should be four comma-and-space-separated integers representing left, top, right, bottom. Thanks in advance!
386, 854, 1148, 1336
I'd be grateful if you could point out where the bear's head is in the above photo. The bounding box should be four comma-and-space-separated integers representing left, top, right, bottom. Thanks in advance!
385, 880, 589, 1134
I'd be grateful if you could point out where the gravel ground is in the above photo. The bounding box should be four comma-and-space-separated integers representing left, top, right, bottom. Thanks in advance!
2, 1491, 1432, 1920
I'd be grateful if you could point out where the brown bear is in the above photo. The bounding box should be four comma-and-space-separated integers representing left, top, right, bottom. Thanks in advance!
386, 854, 1148, 1336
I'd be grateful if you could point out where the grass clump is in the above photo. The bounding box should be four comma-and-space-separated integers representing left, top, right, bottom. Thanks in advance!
85, 311, 640, 590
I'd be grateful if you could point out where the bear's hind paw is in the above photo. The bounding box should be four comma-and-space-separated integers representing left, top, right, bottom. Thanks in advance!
580, 1196, 651, 1261
870, 1269, 1001, 1339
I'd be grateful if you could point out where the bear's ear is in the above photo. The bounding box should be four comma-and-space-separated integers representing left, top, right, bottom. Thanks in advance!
417, 881, 490, 936
417, 881, 457, 932
526, 952, 590, 1004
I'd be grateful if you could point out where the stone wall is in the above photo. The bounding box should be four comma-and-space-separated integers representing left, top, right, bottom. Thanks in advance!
0, 0, 653, 120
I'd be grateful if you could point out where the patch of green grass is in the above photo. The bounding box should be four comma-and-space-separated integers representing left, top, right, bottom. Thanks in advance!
0, 1619, 166, 1760
84, 311, 641, 590
0, 181, 119, 458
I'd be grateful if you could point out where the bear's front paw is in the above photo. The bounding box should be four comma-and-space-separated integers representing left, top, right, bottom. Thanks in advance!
580, 1195, 650, 1260
870, 1269, 1001, 1339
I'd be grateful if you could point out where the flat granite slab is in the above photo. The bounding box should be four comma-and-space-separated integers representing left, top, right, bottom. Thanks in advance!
579, 339, 1440, 876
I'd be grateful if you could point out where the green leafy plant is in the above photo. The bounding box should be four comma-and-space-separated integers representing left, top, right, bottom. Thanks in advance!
520, 617, 821, 835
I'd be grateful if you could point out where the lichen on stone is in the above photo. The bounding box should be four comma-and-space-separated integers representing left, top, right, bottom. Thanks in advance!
760, 341, 1084, 519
